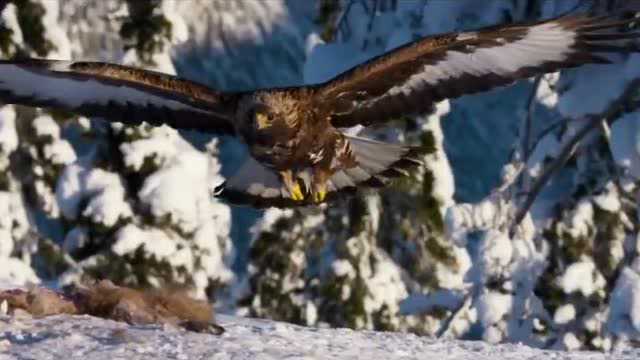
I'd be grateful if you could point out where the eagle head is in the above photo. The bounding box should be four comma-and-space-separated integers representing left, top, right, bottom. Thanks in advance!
235, 98, 296, 170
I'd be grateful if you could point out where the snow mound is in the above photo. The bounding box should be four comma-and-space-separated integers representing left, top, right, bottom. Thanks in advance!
0, 314, 638, 360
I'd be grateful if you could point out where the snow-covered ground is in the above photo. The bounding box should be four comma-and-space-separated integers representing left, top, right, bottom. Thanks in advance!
0, 313, 637, 360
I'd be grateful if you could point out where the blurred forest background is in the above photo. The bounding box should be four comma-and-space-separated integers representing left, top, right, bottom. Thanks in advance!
1, 0, 640, 352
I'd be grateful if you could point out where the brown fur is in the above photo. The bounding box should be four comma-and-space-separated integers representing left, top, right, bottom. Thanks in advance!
0, 280, 223, 335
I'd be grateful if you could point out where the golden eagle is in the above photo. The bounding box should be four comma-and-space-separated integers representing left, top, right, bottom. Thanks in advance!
0, 14, 638, 207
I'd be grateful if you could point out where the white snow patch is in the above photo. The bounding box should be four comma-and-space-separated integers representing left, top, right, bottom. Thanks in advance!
535, 72, 560, 108
112, 224, 178, 260
561, 333, 582, 351
32, 115, 60, 139
592, 189, 621, 213
363, 255, 409, 318
420, 100, 455, 211
78, 171, 131, 227
0, 191, 30, 279
435, 245, 472, 289
119, 127, 179, 172
31, 115, 77, 166
39, 0, 72, 59
554, 304, 576, 325
476, 230, 513, 280
0, 258, 39, 286
0, 106, 18, 160
250, 208, 294, 237
477, 291, 512, 327
193, 219, 234, 286
56, 162, 133, 226
566, 201, 594, 240
331, 259, 356, 279
43, 141, 77, 166
138, 149, 209, 235
0, 4, 22, 52
558, 261, 605, 297
0, 228, 13, 258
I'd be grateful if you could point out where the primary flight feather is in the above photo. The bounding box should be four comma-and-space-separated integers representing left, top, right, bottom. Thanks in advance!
0, 14, 638, 208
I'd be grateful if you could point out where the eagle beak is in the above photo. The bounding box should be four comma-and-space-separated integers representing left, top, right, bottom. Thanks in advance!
255, 112, 271, 129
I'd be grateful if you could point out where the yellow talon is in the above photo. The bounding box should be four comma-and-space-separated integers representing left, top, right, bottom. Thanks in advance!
290, 183, 305, 201
313, 189, 327, 203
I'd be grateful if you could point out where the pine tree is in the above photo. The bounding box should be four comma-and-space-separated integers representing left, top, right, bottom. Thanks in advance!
0, 0, 235, 301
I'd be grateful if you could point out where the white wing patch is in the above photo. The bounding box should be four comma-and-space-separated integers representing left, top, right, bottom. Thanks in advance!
388, 22, 576, 97
224, 156, 287, 199
326, 134, 422, 192
0, 64, 207, 115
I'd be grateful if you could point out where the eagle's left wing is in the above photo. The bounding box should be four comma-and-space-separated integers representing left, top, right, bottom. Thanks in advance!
315, 14, 640, 128
0, 59, 240, 134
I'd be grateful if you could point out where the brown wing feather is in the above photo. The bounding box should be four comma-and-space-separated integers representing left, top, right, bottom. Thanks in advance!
315, 14, 640, 128
0, 59, 240, 134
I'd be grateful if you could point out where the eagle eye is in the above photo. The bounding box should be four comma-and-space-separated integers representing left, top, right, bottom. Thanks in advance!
254, 111, 272, 130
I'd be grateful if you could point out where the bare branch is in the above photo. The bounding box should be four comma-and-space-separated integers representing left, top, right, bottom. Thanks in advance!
522, 76, 543, 164
336, 0, 358, 41
518, 76, 543, 194
509, 116, 601, 237
436, 292, 472, 338
598, 118, 638, 206
361, 0, 379, 51
509, 78, 640, 237
526, 116, 572, 155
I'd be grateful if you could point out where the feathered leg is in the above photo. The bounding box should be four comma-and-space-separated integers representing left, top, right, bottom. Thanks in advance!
312, 167, 330, 204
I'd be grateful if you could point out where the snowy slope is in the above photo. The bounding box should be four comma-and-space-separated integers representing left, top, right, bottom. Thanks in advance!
1, 313, 638, 360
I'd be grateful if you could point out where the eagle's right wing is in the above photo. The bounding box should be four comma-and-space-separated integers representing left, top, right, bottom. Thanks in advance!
315, 14, 640, 128
0, 59, 240, 134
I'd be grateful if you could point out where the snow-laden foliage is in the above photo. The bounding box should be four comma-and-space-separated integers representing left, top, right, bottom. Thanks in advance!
0, 0, 234, 300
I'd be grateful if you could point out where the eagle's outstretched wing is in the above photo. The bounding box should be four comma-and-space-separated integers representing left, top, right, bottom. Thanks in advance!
0, 59, 239, 134
217, 135, 424, 208
316, 15, 640, 128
